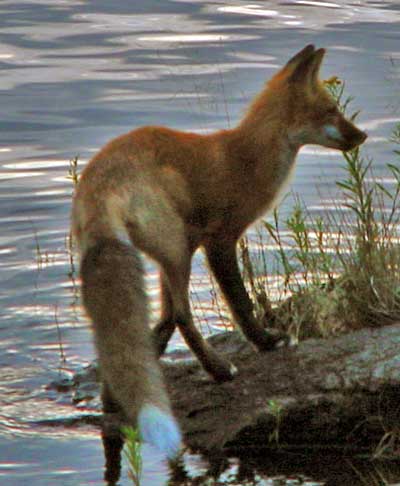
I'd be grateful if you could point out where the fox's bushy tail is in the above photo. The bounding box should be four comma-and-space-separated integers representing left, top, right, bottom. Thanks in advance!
80, 237, 181, 458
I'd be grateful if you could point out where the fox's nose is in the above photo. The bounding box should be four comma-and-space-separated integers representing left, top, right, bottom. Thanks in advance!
350, 129, 367, 150
359, 130, 368, 143
341, 125, 368, 151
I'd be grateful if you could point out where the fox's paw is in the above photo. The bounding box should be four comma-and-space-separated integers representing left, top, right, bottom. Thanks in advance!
255, 329, 290, 352
138, 404, 182, 459
205, 354, 238, 383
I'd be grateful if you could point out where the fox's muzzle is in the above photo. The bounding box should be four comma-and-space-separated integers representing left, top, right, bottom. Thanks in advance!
339, 117, 368, 151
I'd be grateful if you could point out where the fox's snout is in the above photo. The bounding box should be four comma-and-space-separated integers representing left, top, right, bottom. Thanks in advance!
357, 129, 368, 144
322, 116, 367, 152
344, 130, 367, 151
337, 117, 368, 151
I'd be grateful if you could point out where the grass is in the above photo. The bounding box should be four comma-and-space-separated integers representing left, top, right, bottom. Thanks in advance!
67, 155, 80, 187
237, 79, 400, 341
235, 81, 400, 459
122, 426, 143, 486
267, 399, 283, 446
66, 155, 80, 288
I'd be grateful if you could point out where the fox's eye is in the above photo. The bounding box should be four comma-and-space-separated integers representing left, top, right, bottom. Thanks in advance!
326, 107, 337, 116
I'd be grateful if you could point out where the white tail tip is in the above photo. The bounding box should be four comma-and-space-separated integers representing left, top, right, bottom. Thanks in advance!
138, 404, 182, 459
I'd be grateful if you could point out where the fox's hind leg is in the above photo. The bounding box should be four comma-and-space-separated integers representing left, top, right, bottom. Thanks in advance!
153, 272, 176, 357
126, 190, 236, 382
101, 381, 122, 414
161, 255, 237, 382
152, 257, 236, 381
101, 381, 124, 484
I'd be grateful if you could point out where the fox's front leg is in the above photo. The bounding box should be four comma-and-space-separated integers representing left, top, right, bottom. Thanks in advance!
205, 239, 286, 351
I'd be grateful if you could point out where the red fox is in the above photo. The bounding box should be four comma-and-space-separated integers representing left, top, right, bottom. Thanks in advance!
72, 45, 367, 457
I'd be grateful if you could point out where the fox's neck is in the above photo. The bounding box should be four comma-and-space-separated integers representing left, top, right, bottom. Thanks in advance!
213, 90, 301, 219
223, 94, 301, 178
235, 85, 301, 155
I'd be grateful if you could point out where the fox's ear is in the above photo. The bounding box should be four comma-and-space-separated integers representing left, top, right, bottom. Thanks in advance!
288, 47, 326, 85
270, 45, 316, 86
285, 44, 316, 71
308, 48, 326, 82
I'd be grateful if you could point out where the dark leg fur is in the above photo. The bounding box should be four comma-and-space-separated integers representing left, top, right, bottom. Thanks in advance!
205, 241, 287, 351
175, 312, 236, 382
152, 317, 176, 357
101, 382, 122, 414
160, 259, 236, 382
152, 273, 177, 356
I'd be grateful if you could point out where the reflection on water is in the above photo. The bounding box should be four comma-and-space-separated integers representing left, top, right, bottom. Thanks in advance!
0, 0, 399, 484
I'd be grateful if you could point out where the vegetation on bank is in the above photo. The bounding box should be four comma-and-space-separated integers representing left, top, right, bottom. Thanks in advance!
122, 426, 143, 486
235, 80, 400, 342
64, 81, 400, 343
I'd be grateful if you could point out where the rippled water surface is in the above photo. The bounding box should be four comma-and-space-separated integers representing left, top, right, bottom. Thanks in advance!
1, 1, 400, 485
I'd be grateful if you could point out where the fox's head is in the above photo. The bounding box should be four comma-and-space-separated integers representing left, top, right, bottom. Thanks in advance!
248, 45, 367, 152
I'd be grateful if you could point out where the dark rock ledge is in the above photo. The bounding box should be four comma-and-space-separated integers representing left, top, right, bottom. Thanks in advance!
164, 323, 400, 455
52, 323, 400, 456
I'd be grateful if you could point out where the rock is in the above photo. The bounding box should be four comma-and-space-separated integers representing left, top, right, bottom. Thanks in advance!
67, 323, 400, 456
162, 323, 400, 455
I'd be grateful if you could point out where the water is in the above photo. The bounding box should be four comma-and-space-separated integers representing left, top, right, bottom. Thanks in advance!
0, 1, 399, 484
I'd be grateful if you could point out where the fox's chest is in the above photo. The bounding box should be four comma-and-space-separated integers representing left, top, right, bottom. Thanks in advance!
243, 149, 298, 218
186, 204, 236, 236
186, 149, 298, 241
263, 155, 298, 211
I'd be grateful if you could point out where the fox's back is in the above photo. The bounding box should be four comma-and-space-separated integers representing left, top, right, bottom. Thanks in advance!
72, 126, 238, 246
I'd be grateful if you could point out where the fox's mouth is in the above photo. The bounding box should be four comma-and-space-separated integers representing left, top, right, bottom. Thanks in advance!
340, 140, 360, 152
323, 124, 367, 151
340, 133, 368, 152
339, 127, 368, 152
